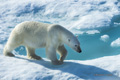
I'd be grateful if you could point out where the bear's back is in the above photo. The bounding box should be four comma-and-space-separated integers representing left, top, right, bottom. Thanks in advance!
14, 21, 50, 34
12, 21, 51, 48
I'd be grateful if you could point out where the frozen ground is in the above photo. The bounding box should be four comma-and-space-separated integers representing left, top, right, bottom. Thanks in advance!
0, 0, 120, 80
111, 38, 120, 47
0, 0, 120, 60
0, 54, 120, 80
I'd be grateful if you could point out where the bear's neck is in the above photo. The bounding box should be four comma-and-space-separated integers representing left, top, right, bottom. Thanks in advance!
60, 27, 74, 45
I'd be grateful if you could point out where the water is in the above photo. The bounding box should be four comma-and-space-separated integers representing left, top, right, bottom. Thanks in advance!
14, 25, 120, 60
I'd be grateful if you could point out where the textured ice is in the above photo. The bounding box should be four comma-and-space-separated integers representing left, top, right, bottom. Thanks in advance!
111, 38, 120, 47
0, 54, 120, 80
100, 35, 109, 42
0, 0, 120, 80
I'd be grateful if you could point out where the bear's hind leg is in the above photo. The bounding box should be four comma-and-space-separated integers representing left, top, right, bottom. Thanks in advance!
26, 47, 41, 60
4, 32, 23, 57
57, 45, 67, 62
3, 43, 18, 57
4, 46, 15, 57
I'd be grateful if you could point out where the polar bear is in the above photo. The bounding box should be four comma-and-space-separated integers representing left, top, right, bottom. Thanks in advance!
3, 21, 82, 65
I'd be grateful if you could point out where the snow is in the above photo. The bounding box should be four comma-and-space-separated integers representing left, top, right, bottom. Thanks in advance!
86, 30, 100, 34
0, 0, 119, 50
0, 0, 120, 80
100, 35, 109, 42
70, 30, 100, 35
0, 0, 119, 47
111, 38, 120, 47
0, 54, 120, 80
0, 0, 119, 30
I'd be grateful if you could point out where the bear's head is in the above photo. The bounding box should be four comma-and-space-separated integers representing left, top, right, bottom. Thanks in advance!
59, 26, 82, 53
66, 35, 82, 53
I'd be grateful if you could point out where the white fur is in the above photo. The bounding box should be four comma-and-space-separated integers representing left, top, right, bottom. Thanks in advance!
3, 21, 81, 65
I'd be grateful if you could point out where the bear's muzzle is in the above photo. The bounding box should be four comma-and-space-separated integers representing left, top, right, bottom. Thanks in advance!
77, 46, 82, 53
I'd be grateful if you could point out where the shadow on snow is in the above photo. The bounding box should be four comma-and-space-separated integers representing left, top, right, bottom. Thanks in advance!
15, 56, 120, 80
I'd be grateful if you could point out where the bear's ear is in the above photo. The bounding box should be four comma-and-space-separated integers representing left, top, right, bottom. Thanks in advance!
68, 39, 70, 42
76, 35, 78, 38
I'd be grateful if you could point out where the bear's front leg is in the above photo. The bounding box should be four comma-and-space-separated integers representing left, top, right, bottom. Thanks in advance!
46, 46, 63, 65
57, 45, 67, 63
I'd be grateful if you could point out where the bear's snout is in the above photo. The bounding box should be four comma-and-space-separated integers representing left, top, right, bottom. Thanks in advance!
77, 46, 82, 53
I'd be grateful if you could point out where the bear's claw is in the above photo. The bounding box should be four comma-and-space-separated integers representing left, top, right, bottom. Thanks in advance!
5, 52, 15, 57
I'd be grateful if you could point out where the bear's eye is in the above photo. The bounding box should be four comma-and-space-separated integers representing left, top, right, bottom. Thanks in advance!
75, 45, 77, 47
68, 39, 70, 42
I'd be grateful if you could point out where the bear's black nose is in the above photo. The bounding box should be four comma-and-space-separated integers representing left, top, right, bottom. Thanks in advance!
77, 46, 82, 53
79, 49, 82, 53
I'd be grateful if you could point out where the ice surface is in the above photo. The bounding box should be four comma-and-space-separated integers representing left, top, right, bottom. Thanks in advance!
0, 0, 120, 80
0, 54, 120, 80
0, 0, 119, 30
100, 34, 109, 42
86, 30, 100, 34
111, 38, 120, 47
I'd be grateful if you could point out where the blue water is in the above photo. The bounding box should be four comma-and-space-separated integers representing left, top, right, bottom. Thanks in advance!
15, 25, 120, 60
